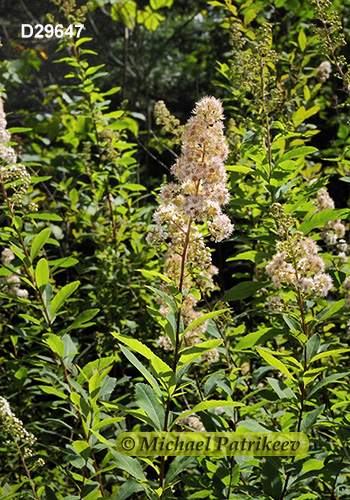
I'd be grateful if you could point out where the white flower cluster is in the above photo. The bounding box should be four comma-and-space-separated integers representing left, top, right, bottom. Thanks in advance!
0, 248, 28, 299
0, 396, 38, 459
316, 61, 332, 83
266, 232, 333, 297
314, 188, 347, 260
0, 93, 30, 206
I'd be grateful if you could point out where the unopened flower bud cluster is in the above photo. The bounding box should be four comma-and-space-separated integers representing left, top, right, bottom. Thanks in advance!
0, 396, 43, 465
154, 100, 185, 143
0, 94, 30, 206
267, 205, 333, 298
0, 248, 28, 299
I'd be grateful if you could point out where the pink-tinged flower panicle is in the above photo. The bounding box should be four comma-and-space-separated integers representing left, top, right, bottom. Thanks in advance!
267, 205, 333, 300
147, 96, 234, 250
266, 232, 333, 298
149, 97, 234, 364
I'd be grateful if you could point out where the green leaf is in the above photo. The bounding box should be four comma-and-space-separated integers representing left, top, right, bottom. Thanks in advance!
110, 448, 146, 481
165, 456, 196, 485
75, 37, 93, 47
182, 309, 228, 336
309, 348, 350, 364
72, 440, 91, 460
50, 281, 80, 317
119, 345, 162, 396
18, 313, 41, 325
150, 0, 173, 9
112, 333, 175, 393
68, 308, 100, 330
89, 371, 101, 400
283, 315, 305, 343
315, 299, 345, 321
27, 213, 63, 221
123, 183, 147, 191
8, 127, 32, 133
39, 385, 68, 400
30, 228, 51, 261
222, 281, 268, 302
113, 479, 145, 500
308, 371, 350, 398
292, 106, 320, 127
50, 257, 79, 271
135, 383, 164, 431
227, 250, 269, 262
256, 347, 295, 380
299, 209, 350, 234
262, 458, 283, 500
85, 64, 105, 76
62, 333, 78, 364
137, 268, 172, 284
298, 30, 307, 51
43, 333, 64, 357
302, 459, 324, 473
234, 328, 280, 350
147, 286, 178, 314
301, 405, 325, 433
267, 377, 297, 399
303, 367, 326, 386
306, 334, 320, 365
92, 416, 124, 431
35, 258, 49, 289
277, 146, 318, 165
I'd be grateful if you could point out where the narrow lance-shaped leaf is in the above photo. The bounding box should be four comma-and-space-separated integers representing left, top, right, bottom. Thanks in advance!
222, 281, 268, 302
299, 209, 350, 234
43, 333, 64, 358
30, 228, 51, 261
35, 258, 49, 289
147, 285, 178, 314
256, 347, 296, 380
135, 383, 165, 431
49, 281, 80, 318
112, 333, 176, 393
181, 309, 229, 336
66, 308, 100, 331
119, 345, 162, 396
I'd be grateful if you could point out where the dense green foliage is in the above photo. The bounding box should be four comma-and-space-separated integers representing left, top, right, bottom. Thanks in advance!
0, 0, 349, 499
